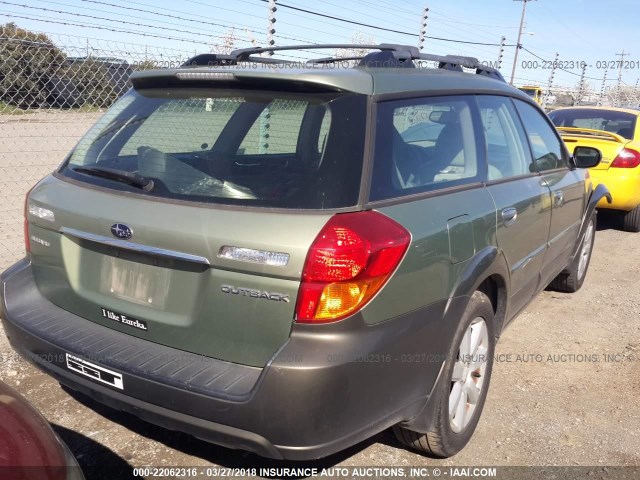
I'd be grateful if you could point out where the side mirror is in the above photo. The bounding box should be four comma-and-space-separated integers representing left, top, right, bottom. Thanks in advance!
573, 146, 602, 169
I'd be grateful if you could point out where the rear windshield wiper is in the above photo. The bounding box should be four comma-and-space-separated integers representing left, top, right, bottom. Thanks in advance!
71, 166, 154, 192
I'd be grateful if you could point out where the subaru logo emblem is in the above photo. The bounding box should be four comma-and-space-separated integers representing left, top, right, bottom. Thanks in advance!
110, 223, 132, 240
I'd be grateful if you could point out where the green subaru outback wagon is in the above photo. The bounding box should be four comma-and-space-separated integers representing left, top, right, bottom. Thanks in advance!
1, 44, 610, 459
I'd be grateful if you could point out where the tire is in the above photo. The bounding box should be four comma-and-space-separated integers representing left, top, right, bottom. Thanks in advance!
393, 291, 496, 458
623, 205, 640, 233
549, 214, 596, 293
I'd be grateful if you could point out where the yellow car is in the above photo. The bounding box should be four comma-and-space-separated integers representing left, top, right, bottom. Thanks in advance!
548, 106, 640, 232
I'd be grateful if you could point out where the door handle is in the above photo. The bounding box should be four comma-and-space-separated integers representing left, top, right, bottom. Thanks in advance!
553, 190, 564, 207
501, 207, 518, 227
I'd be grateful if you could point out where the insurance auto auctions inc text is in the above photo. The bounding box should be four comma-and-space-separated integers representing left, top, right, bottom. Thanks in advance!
258, 466, 497, 478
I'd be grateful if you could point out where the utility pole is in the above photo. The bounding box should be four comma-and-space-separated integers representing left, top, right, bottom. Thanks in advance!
497, 36, 506, 70
267, 0, 277, 56
543, 52, 559, 109
599, 71, 608, 106
635, 78, 640, 106
575, 63, 587, 106
260, 0, 277, 153
510, 0, 534, 85
418, 6, 429, 51
614, 50, 628, 106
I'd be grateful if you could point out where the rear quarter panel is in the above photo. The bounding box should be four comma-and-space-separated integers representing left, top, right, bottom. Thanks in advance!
363, 186, 497, 324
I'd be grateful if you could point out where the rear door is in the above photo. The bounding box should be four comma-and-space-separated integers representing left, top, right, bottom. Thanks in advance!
514, 100, 586, 286
26, 86, 368, 368
477, 95, 552, 317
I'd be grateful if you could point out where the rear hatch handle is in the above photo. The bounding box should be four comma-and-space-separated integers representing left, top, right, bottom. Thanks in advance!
60, 227, 210, 266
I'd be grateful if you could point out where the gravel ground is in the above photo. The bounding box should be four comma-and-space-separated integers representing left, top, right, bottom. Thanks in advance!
0, 212, 638, 479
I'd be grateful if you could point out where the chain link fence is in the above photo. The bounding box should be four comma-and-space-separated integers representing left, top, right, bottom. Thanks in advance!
0, 26, 195, 268
2, 24, 638, 269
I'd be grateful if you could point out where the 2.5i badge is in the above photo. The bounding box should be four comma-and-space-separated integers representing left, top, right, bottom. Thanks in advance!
101, 307, 148, 332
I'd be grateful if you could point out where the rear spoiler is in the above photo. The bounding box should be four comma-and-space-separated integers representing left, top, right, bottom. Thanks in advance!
556, 127, 627, 143
129, 68, 373, 94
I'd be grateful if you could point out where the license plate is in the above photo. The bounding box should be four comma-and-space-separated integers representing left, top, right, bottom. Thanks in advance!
66, 353, 124, 390
99, 256, 169, 308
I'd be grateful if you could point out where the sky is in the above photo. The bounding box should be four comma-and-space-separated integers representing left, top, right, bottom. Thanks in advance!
2, 0, 639, 94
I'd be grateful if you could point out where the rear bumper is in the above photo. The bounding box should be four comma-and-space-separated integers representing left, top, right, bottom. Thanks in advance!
1, 260, 461, 460
590, 170, 640, 211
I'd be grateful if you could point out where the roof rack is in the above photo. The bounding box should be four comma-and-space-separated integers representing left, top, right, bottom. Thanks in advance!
183, 44, 505, 82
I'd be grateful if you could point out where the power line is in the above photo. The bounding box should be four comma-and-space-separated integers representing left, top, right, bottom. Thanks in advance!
0, 12, 212, 44
521, 47, 613, 81
350, 0, 416, 23
0, 1, 252, 41
258, 0, 515, 47
179, 0, 264, 21
79, 0, 261, 35
78, 0, 317, 45
286, 0, 421, 34
262, 0, 418, 36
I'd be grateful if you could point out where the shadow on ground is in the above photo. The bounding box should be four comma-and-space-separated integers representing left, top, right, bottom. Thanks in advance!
596, 210, 623, 231
60, 386, 408, 478
52, 423, 134, 480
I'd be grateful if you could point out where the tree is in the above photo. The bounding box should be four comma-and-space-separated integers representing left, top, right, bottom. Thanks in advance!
0, 23, 67, 108
211, 28, 240, 54
66, 58, 120, 109
335, 31, 377, 63
209, 28, 259, 55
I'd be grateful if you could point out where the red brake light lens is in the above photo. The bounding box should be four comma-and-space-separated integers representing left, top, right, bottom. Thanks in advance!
302, 226, 368, 282
611, 148, 640, 168
295, 211, 411, 323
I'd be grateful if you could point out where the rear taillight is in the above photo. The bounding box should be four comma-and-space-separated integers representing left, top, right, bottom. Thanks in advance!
295, 211, 410, 323
611, 148, 640, 168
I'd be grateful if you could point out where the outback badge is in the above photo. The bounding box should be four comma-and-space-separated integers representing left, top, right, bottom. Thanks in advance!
221, 285, 290, 303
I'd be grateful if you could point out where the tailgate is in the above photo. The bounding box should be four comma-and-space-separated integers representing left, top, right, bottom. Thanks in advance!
557, 127, 628, 170
26, 176, 331, 367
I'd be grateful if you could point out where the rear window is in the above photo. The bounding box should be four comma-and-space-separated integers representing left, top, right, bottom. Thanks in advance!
61, 88, 367, 209
548, 108, 637, 139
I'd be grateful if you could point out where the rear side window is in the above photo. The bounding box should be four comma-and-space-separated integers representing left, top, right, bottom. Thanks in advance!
477, 96, 533, 180
62, 89, 367, 209
370, 96, 480, 201
514, 100, 566, 171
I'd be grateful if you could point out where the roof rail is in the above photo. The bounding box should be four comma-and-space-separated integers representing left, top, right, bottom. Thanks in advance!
182, 43, 505, 82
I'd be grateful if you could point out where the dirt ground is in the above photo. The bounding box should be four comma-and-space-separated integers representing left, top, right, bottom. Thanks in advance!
0, 212, 638, 479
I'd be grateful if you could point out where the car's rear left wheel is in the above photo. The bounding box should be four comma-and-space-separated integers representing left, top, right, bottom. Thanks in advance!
393, 291, 495, 457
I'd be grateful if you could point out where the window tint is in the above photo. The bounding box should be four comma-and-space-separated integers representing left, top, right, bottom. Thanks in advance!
548, 108, 637, 139
317, 108, 332, 152
370, 96, 480, 201
238, 99, 308, 155
514, 100, 566, 171
63, 89, 367, 209
477, 96, 533, 180
121, 98, 241, 156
